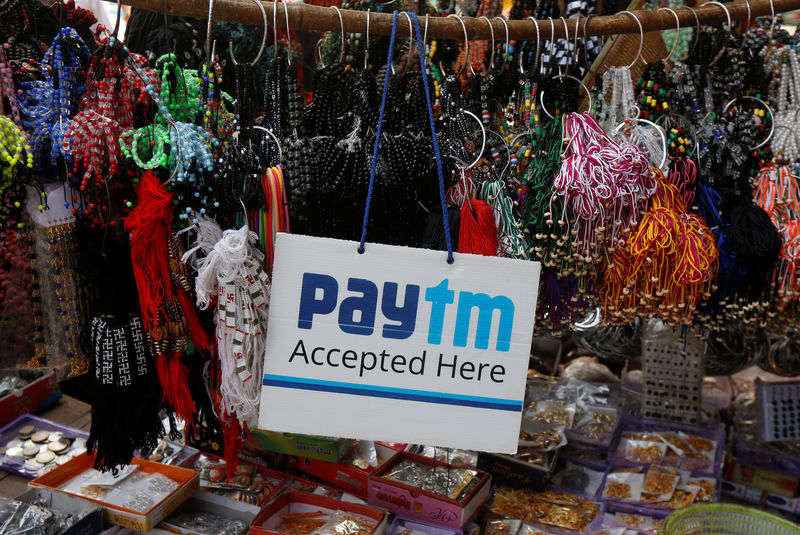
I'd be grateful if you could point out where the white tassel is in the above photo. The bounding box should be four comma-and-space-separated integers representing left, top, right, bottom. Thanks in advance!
184, 213, 270, 425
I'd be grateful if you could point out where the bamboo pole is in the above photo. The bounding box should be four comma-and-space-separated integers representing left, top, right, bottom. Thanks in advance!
122, 0, 800, 40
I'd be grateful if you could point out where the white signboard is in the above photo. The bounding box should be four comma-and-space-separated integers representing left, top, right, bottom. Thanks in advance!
258, 233, 541, 452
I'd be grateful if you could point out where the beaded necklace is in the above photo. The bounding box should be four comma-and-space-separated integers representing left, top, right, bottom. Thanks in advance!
18, 27, 89, 175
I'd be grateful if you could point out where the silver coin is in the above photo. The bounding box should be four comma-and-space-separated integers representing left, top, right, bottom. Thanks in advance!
5, 439, 21, 449
22, 445, 39, 457
48, 440, 68, 453
22, 439, 34, 449
72, 438, 85, 450
36, 451, 55, 464
23, 459, 44, 470
6, 446, 23, 459
47, 432, 63, 442
56, 455, 71, 465
31, 431, 50, 443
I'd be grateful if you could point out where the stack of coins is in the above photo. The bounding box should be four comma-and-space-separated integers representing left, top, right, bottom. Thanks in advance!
2, 423, 86, 476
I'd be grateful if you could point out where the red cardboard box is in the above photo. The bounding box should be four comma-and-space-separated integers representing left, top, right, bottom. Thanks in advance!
368, 452, 491, 529
0, 368, 60, 427
297, 443, 401, 498
251, 491, 388, 535
30, 453, 199, 531
725, 459, 800, 498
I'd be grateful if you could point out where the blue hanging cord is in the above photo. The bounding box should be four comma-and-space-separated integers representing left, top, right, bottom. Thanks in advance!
358, 11, 454, 263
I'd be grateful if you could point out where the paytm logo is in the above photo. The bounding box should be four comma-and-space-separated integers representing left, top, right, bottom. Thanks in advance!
297, 273, 515, 351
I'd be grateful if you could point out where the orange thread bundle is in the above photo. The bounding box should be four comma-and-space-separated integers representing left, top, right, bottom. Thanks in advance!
600, 169, 719, 326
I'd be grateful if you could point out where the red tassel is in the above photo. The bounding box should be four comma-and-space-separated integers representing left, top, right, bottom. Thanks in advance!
154, 356, 171, 401
125, 171, 174, 331
177, 290, 211, 353
220, 409, 242, 473
458, 199, 498, 256
168, 355, 196, 429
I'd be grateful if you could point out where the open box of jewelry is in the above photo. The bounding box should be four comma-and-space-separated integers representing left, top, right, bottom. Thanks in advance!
30, 452, 199, 531
0, 368, 61, 428
296, 441, 403, 498
368, 452, 492, 529
192, 453, 288, 506
0, 414, 88, 478
251, 490, 388, 535
477, 449, 559, 491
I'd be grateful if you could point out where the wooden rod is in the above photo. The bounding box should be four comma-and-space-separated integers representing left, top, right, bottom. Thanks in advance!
122, 0, 800, 40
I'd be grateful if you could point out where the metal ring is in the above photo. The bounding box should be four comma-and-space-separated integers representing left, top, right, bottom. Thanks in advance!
659, 8, 681, 62
559, 17, 569, 75
538, 73, 593, 119
252, 125, 284, 161
494, 16, 509, 70
618, 11, 644, 68
705, 1, 732, 33
722, 96, 775, 150
330, 6, 345, 63
480, 16, 495, 70
613, 118, 668, 170
547, 17, 556, 72
229, 0, 267, 66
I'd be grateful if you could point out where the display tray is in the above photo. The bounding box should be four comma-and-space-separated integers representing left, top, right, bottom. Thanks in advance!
477, 449, 558, 491
368, 452, 492, 529
608, 416, 726, 477
30, 453, 199, 532
134, 438, 200, 468
0, 368, 61, 428
388, 515, 465, 535
296, 442, 401, 498
0, 414, 88, 479
251, 490, 388, 535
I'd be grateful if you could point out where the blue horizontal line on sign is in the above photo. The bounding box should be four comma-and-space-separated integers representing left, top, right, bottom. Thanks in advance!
262, 374, 522, 412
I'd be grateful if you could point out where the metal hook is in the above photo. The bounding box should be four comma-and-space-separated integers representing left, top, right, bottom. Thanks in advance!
659, 8, 681, 62
364, 9, 370, 70
422, 14, 429, 67
315, 39, 325, 69
685, 6, 700, 58
330, 6, 345, 63
742, 0, 751, 34
283, 2, 292, 66
705, 1, 732, 34
494, 16, 509, 70
401, 11, 414, 61
480, 16, 495, 70
618, 11, 644, 69
229, 0, 267, 66
111, 0, 123, 38
204, 0, 215, 59
521, 17, 540, 74
572, 15, 581, 70
559, 17, 569, 75
547, 17, 555, 73
768, 0, 776, 40
448, 14, 473, 76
